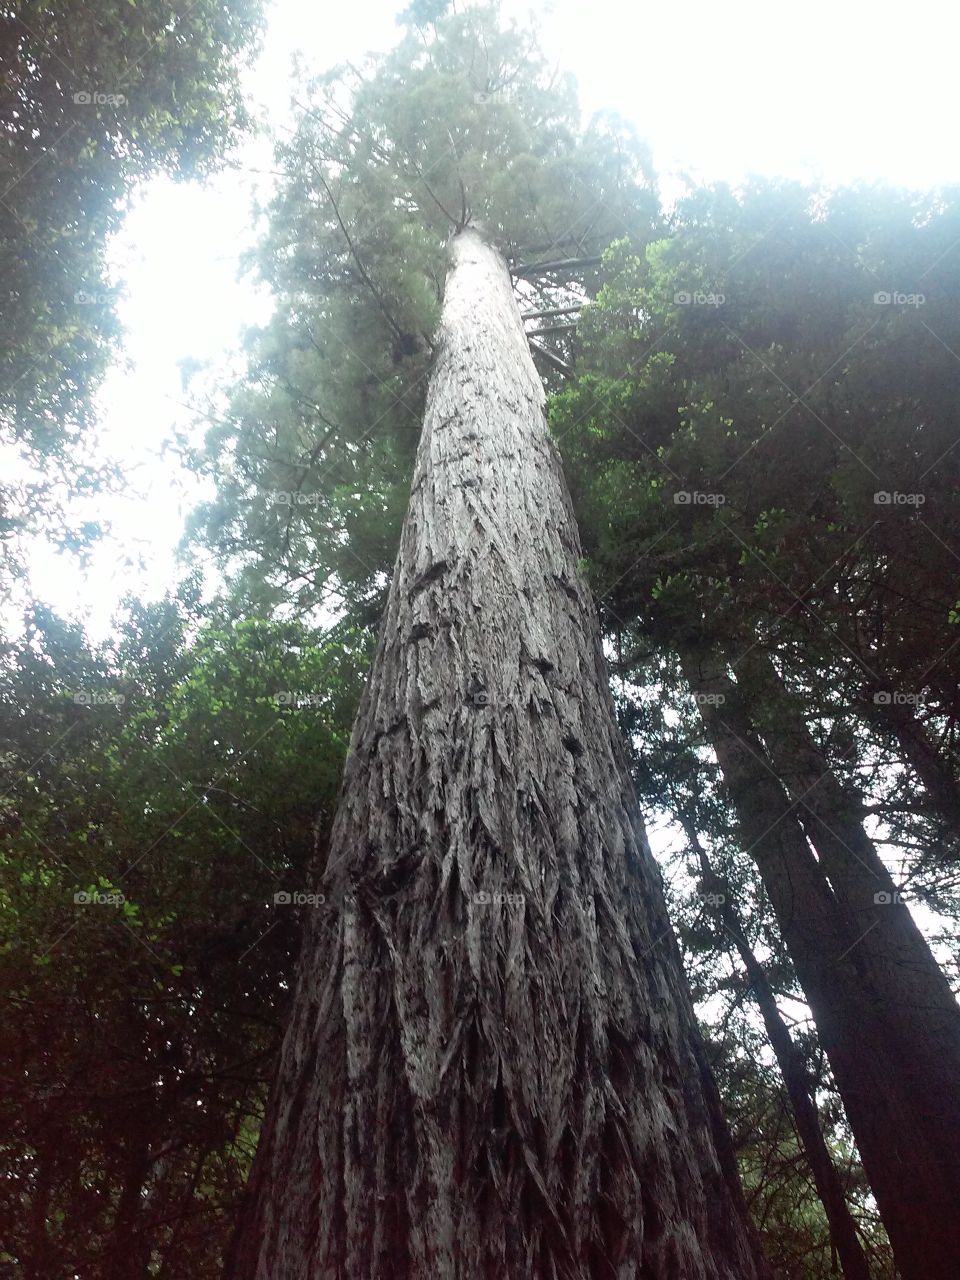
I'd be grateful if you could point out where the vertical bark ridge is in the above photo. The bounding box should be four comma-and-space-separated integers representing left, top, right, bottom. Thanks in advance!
227, 228, 766, 1280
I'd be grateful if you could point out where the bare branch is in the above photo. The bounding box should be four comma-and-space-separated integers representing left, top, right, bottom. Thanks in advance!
527, 339, 573, 379
511, 255, 603, 279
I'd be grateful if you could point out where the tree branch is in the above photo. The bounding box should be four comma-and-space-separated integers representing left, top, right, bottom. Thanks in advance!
528, 340, 573, 379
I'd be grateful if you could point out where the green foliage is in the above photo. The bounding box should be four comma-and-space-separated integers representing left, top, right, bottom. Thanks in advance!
0, 595, 368, 1274
555, 181, 960, 861
189, 1, 657, 621
1, 0, 264, 584
6, 2, 955, 1269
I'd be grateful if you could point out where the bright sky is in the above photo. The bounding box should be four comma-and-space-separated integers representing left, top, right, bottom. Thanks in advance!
27, 0, 960, 637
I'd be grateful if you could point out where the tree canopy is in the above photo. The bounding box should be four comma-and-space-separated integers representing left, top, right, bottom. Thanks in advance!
1, 0, 264, 586
2, 3, 958, 1276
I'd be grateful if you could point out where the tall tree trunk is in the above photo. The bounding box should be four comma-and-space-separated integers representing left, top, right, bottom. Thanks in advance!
739, 648, 960, 1112
682, 645, 960, 1280
225, 227, 767, 1279
680, 819, 871, 1280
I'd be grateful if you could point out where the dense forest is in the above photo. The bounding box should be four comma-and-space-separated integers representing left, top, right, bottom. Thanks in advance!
2, 2, 959, 1277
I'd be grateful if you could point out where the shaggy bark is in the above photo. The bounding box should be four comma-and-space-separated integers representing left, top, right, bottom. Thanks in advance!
683, 645, 960, 1280
226, 228, 767, 1279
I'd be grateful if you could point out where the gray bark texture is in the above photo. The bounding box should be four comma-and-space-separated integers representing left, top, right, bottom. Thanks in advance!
225, 228, 767, 1279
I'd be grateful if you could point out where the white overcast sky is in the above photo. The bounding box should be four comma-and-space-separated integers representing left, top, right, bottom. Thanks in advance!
27, 0, 960, 638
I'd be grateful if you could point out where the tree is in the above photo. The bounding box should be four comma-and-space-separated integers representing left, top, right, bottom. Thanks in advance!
188, 1, 656, 623
0, 0, 263, 587
0, 598, 369, 1276
553, 182, 960, 842
551, 182, 960, 1277
681, 822, 870, 1280
681, 645, 960, 1278
228, 221, 766, 1278
610, 662, 890, 1277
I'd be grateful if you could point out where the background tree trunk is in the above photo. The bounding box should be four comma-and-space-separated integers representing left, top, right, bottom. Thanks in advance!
867, 690, 960, 827
225, 228, 767, 1279
683, 644, 960, 1280
739, 649, 960, 1097
681, 819, 871, 1280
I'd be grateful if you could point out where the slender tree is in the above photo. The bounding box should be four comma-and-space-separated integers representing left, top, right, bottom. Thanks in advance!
680, 819, 871, 1280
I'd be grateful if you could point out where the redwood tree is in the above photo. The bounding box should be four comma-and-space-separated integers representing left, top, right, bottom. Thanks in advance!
227, 222, 766, 1277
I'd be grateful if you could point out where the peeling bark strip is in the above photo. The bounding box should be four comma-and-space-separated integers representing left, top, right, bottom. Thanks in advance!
227, 229, 767, 1279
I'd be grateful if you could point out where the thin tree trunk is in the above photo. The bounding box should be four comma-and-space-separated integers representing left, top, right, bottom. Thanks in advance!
680, 818, 871, 1280
103, 1138, 155, 1280
225, 227, 768, 1279
24, 1139, 58, 1279
840, 646, 960, 826
682, 644, 960, 1280
868, 691, 960, 827
739, 649, 960, 1113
